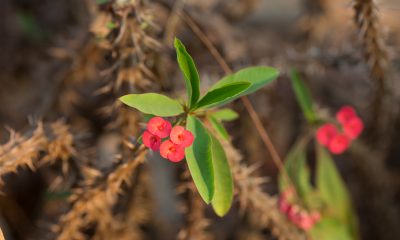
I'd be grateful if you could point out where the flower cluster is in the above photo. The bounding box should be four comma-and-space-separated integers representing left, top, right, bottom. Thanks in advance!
316, 106, 364, 154
142, 117, 194, 162
278, 187, 321, 231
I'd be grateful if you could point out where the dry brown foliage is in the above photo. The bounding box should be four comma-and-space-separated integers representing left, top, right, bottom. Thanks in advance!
223, 141, 306, 240
55, 147, 147, 240
0, 121, 75, 190
177, 176, 213, 240
354, 0, 388, 89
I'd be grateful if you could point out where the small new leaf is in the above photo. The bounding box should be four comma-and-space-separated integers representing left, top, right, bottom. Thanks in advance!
211, 109, 238, 121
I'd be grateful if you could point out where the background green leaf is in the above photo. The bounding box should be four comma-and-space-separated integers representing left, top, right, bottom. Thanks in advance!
310, 218, 353, 240
119, 93, 184, 117
211, 109, 238, 121
208, 132, 233, 216
289, 70, 316, 122
279, 138, 312, 199
210, 66, 279, 99
316, 146, 359, 238
194, 82, 250, 109
185, 116, 214, 203
316, 146, 350, 220
174, 38, 201, 108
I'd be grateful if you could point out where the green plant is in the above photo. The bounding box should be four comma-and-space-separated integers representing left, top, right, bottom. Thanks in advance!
120, 38, 279, 216
278, 70, 359, 239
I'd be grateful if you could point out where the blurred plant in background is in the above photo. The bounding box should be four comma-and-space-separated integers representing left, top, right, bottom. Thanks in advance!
279, 71, 363, 239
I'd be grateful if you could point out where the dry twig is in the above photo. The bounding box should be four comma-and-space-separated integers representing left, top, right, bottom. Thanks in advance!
0, 121, 76, 190
354, 0, 388, 89
55, 147, 147, 240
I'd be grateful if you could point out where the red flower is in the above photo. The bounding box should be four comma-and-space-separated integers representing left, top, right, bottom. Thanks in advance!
310, 211, 321, 223
147, 117, 172, 138
328, 133, 350, 154
142, 130, 161, 151
287, 206, 302, 224
316, 123, 338, 146
343, 117, 364, 140
336, 106, 357, 125
170, 126, 194, 147
278, 196, 291, 213
297, 213, 315, 231
160, 140, 185, 162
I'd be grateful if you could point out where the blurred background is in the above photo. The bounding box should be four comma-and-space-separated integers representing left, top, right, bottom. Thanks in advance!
0, 0, 399, 239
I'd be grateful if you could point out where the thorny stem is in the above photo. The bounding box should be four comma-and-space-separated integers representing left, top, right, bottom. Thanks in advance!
179, 11, 294, 189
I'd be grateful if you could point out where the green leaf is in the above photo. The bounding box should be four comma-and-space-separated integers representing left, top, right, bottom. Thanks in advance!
310, 218, 353, 240
289, 70, 316, 122
208, 116, 229, 141
279, 138, 312, 199
316, 145, 359, 238
210, 66, 279, 99
211, 109, 238, 121
174, 38, 201, 108
208, 132, 233, 216
194, 82, 250, 109
185, 116, 214, 203
119, 93, 184, 117
316, 146, 350, 220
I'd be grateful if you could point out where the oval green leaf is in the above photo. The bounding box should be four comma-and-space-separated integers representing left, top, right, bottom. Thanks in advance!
119, 93, 184, 117
174, 38, 201, 108
208, 132, 233, 216
194, 82, 250, 110
210, 66, 279, 98
185, 116, 214, 203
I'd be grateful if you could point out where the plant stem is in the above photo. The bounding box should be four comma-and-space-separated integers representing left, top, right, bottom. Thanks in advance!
179, 11, 292, 188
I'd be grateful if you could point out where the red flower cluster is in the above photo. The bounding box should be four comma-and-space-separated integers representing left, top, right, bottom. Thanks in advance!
278, 187, 320, 231
316, 106, 363, 154
142, 117, 194, 162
